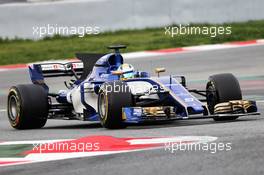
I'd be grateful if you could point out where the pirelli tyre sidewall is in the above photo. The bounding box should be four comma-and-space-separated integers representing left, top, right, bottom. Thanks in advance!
98, 81, 132, 129
206, 73, 242, 121
7, 84, 48, 129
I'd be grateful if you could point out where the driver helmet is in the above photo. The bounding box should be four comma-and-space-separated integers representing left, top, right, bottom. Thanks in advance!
117, 63, 135, 79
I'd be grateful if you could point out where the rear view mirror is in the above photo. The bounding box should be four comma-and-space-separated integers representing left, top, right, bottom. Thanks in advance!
155, 67, 166, 77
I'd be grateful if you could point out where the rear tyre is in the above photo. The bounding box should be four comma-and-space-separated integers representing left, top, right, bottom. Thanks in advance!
7, 84, 48, 129
206, 73, 242, 121
98, 81, 132, 129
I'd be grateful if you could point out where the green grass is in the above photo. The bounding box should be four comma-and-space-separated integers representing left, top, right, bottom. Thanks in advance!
0, 145, 33, 158
0, 20, 264, 65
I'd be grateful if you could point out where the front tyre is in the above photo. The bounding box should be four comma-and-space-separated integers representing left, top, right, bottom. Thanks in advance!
98, 81, 132, 129
7, 84, 48, 129
206, 73, 242, 121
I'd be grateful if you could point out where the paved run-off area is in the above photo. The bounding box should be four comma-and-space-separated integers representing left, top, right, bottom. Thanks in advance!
0, 44, 264, 174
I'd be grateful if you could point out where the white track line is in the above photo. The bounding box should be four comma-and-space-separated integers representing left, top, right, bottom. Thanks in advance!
0, 109, 6, 112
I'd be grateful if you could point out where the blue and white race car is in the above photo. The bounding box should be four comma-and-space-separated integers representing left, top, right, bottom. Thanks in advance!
7, 45, 260, 129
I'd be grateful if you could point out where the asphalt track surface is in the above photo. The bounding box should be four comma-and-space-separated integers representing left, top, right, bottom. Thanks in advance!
0, 45, 264, 174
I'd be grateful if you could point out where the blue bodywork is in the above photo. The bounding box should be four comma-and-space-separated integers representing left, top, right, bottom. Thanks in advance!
122, 77, 205, 123
28, 51, 207, 123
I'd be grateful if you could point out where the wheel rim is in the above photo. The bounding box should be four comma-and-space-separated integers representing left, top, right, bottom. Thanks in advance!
207, 82, 217, 114
99, 92, 107, 119
8, 95, 18, 121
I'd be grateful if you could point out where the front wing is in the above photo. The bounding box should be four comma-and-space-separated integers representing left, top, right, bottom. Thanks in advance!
122, 102, 260, 123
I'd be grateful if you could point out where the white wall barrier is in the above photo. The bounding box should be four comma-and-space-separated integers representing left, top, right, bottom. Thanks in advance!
0, 0, 264, 39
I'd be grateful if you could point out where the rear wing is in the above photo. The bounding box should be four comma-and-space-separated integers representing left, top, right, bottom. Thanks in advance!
29, 53, 105, 84
32, 62, 84, 78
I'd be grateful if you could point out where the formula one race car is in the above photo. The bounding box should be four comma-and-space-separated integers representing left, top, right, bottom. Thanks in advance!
7, 45, 260, 129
